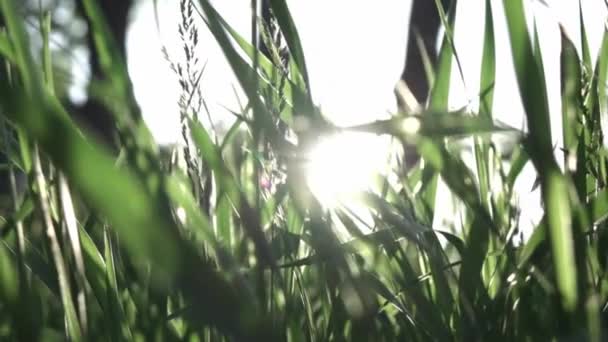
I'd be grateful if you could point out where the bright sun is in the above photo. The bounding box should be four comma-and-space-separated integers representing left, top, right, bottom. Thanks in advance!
305, 132, 392, 207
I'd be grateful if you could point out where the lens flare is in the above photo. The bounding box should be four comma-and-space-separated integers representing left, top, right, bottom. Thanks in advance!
305, 132, 392, 207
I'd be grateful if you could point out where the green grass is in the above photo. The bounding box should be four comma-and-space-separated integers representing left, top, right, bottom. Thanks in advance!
1, 0, 608, 340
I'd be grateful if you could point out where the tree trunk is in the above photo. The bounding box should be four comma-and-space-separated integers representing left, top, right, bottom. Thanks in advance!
73, 0, 132, 147
402, 0, 449, 103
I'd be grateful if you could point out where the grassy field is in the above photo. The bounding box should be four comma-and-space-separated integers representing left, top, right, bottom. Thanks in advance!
1, 0, 608, 340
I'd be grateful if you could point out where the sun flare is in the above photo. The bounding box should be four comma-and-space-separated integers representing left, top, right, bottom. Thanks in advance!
304, 132, 392, 207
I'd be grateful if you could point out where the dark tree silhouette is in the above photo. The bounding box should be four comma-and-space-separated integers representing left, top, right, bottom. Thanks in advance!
74, 0, 132, 146
402, 0, 449, 103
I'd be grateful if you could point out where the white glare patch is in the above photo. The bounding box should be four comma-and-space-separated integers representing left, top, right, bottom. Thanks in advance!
507, 273, 517, 284
567, 154, 577, 172
305, 132, 390, 207
176, 207, 187, 224
401, 116, 421, 134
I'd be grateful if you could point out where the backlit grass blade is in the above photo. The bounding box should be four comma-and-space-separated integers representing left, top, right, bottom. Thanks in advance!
217, 13, 311, 124
595, 26, 608, 317
428, 10, 453, 112
76, 223, 108, 309
561, 28, 582, 170
0, 30, 15, 63
344, 111, 514, 139
386, 244, 453, 340
594, 39, 608, 221
164, 173, 242, 273
509, 27, 582, 303
597, 28, 608, 131
196, 0, 297, 152
546, 172, 578, 311
502, 0, 553, 164
521, 188, 608, 271
353, 208, 453, 328
59, 176, 88, 334
267, 0, 311, 94
475, 0, 498, 301
590, 28, 608, 190
579, 0, 593, 76
434, 0, 466, 93
421, 0, 457, 229
503, 0, 578, 312
479, 0, 495, 116
0, 0, 40, 94
417, 138, 493, 323
560, 24, 590, 263
188, 118, 275, 267
506, 145, 529, 189
414, 31, 436, 91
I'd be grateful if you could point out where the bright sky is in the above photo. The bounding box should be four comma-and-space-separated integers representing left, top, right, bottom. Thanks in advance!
126, 0, 608, 239
126, 0, 409, 139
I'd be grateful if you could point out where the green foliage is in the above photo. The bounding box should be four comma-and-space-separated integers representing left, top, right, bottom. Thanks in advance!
1, 0, 608, 340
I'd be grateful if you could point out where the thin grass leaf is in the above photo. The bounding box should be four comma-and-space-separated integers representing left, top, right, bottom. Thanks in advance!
0, 243, 19, 316
217, 12, 311, 125
503, 0, 554, 166
561, 27, 582, 171
504, 0, 579, 312
0, 0, 40, 94
80, 0, 130, 96
597, 28, 608, 134
33, 150, 83, 341
433, 0, 467, 94
267, 0, 311, 95
188, 118, 275, 266
58, 176, 88, 332
164, 173, 240, 270
1, 238, 59, 295
547, 172, 578, 311
428, 12, 453, 111
479, 0, 496, 116
0, 30, 15, 63
417, 0, 459, 233
102, 228, 132, 341
414, 31, 436, 91
35, 15, 84, 339
506, 146, 529, 189
580, 0, 593, 75
345, 111, 514, 139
